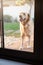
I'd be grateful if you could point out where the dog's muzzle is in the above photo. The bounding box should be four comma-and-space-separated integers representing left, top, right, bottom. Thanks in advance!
19, 15, 26, 22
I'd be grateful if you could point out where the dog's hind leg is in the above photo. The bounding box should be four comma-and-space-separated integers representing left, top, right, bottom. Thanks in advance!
27, 36, 31, 48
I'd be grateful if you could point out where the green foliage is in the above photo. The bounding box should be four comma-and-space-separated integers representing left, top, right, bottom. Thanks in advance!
14, 18, 18, 22
26, 0, 32, 4
3, 15, 13, 22
4, 22, 20, 31
4, 22, 20, 37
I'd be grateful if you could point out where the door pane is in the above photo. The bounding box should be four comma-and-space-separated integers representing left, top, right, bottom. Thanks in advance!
0, 0, 2, 47
3, 0, 34, 52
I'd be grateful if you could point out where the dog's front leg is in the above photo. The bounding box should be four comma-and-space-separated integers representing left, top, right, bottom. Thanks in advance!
20, 34, 24, 50
21, 35, 24, 49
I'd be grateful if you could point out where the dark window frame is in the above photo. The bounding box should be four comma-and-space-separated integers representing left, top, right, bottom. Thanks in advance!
0, 0, 43, 64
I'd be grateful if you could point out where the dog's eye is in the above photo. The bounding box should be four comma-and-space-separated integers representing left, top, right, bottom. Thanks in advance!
23, 13, 25, 15
19, 15, 22, 18
28, 14, 30, 17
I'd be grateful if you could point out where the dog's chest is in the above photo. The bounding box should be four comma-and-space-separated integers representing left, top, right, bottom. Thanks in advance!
24, 24, 30, 34
20, 23, 30, 35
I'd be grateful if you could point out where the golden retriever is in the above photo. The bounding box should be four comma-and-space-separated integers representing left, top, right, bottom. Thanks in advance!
19, 12, 32, 49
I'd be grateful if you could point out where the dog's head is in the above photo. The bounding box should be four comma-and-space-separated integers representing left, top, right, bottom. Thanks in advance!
19, 12, 30, 25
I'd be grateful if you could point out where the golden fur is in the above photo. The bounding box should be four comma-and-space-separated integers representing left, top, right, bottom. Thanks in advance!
19, 12, 32, 49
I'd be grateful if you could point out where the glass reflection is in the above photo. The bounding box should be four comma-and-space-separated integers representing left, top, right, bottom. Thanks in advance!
3, 0, 34, 52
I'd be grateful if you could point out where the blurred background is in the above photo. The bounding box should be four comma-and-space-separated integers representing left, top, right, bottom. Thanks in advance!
0, 0, 34, 52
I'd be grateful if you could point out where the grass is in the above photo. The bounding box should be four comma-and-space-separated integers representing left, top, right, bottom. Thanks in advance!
4, 22, 20, 31
5, 32, 20, 37
4, 22, 20, 37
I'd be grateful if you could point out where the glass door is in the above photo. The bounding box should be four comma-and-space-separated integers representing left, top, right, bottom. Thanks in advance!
3, 0, 34, 52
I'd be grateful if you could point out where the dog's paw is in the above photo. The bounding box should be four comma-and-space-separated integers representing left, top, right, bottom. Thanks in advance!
19, 47, 23, 50
27, 46, 31, 48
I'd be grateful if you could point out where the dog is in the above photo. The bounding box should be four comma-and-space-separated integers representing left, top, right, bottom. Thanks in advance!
19, 12, 31, 49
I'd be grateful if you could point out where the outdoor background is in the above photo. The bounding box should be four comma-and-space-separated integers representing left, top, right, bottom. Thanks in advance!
3, 0, 34, 52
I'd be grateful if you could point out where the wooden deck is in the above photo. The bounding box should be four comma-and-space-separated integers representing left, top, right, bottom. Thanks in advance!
4, 36, 34, 52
